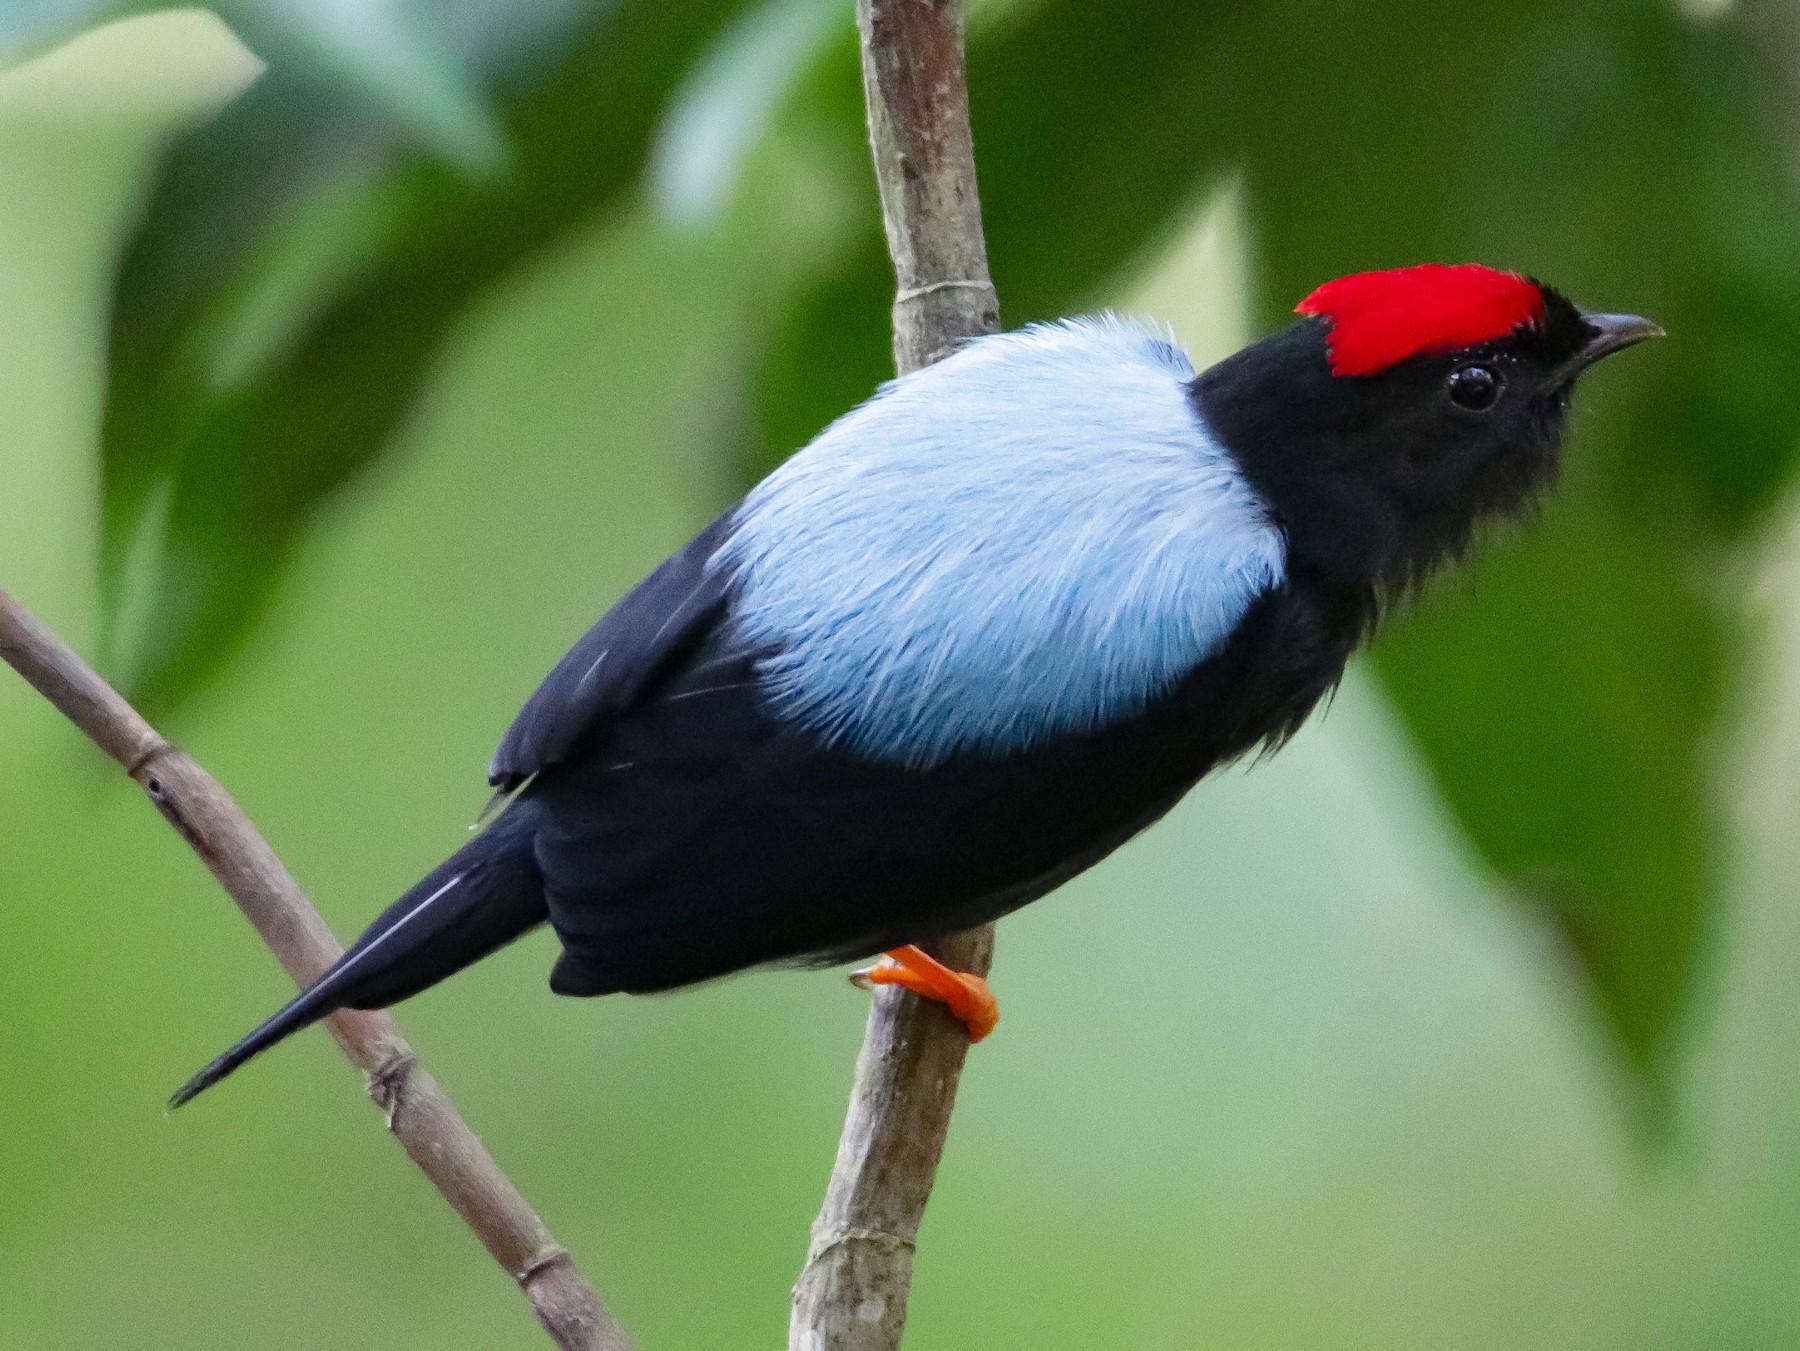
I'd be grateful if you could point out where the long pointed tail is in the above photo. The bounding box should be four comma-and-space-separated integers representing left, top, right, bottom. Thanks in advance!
171, 801, 547, 1107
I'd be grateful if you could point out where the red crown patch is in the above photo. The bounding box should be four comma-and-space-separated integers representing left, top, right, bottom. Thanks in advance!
1296, 264, 1545, 378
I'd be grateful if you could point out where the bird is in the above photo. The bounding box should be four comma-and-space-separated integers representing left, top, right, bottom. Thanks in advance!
171, 263, 1661, 1106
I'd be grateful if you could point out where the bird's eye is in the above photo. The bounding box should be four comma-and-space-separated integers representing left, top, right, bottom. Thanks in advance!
1447, 364, 1502, 411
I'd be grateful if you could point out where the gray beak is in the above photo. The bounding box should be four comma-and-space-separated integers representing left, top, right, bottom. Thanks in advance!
1567, 311, 1664, 377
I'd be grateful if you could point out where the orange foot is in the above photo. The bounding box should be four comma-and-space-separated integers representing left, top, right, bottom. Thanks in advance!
851, 944, 999, 1042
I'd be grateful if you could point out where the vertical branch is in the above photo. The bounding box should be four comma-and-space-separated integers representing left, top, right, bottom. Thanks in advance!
858, 0, 1000, 369
790, 3, 999, 1348
0, 589, 632, 1351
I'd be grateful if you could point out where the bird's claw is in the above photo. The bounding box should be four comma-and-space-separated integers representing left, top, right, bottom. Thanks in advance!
850, 944, 999, 1042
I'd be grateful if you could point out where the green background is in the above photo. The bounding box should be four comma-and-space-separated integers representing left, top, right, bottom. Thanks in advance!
8, 9, 1800, 1348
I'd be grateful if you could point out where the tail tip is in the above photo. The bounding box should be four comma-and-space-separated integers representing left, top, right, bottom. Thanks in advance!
167, 973, 350, 1111
169, 1058, 230, 1110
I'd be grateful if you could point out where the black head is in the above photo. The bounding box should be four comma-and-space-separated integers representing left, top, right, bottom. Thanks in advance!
1191, 265, 1661, 602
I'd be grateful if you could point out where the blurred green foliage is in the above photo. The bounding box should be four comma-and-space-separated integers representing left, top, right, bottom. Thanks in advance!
17, 0, 1796, 1087
96, 0, 745, 710
8, 2, 1800, 1346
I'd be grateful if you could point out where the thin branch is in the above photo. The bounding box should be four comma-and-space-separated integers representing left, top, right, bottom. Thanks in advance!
858, 0, 1000, 372
0, 588, 631, 1351
789, 3, 999, 1347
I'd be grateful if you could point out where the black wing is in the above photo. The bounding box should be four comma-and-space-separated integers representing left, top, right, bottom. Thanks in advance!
487, 512, 735, 791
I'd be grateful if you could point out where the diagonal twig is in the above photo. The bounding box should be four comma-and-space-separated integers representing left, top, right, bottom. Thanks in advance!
789, 3, 1000, 1347
0, 587, 631, 1351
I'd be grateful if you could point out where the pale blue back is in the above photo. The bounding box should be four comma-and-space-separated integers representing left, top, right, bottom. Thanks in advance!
715, 317, 1288, 769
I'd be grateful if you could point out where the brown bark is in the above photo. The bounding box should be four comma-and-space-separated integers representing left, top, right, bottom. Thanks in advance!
789, 3, 1000, 1347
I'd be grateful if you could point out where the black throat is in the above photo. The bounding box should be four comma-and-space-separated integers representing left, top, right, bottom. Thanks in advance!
1188, 303, 1582, 622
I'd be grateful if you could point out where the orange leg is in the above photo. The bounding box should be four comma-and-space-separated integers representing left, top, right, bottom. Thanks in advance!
852, 944, 999, 1042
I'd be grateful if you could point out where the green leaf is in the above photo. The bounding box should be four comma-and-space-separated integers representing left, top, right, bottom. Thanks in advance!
213, 0, 504, 173
648, 0, 848, 225
8, 2, 505, 166
748, 0, 1800, 1084
0, 1, 123, 66
1234, 0, 1800, 1085
100, 0, 752, 711
1374, 501, 1721, 1089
